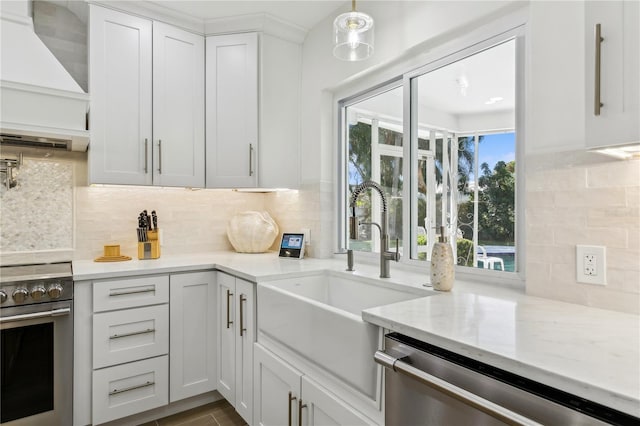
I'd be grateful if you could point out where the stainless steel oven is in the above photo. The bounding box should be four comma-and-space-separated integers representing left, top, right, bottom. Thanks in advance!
0, 263, 73, 426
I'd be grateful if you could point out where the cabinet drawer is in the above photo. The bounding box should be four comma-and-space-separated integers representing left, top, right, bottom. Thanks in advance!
93, 305, 169, 369
94, 275, 169, 312
93, 355, 168, 425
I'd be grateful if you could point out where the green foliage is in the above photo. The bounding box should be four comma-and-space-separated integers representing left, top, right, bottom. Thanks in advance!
417, 234, 427, 245
458, 160, 515, 244
477, 160, 515, 242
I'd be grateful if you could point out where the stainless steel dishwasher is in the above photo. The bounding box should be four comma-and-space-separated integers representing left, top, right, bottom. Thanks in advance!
375, 333, 638, 426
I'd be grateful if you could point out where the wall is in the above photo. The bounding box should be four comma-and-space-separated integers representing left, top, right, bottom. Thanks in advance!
0, 151, 274, 263
298, 1, 521, 257
296, 0, 639, 313
526, 152, 640, 314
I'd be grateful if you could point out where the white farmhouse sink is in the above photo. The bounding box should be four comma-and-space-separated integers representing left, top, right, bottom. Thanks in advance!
257, 270, 434, 400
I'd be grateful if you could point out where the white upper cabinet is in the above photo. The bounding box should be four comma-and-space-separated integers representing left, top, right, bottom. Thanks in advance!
259, 34, 301, 189
585, 0, 639, 147
89, 5, 205, 187
206, 32, 301, 189
89, 6, 152, 185
153, 22, 205, 187
529, 1, 639, 154
206, 33, 259, 188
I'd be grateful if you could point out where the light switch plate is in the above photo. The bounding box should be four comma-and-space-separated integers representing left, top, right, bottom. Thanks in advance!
576, 245, 606, 285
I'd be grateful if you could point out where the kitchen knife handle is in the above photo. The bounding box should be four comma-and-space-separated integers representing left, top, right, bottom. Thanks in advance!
239, 294, 247, 336
226, 289, 233, 328
249, 143, 254, 176
158, 139, 162, 174
144, 138, 149, 173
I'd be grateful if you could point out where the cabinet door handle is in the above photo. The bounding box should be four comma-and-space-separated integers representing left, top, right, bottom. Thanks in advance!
298, 399, 307, 426
594, 23, 604, 116
249, 143, 254, 176
109, 380, 154, 396
109, 328, 155, 339
158, 139, 162, 174
288, 392, 297, 426
226, 289, 233, 328
144, 138, 149, 174
239, 294, 247, 336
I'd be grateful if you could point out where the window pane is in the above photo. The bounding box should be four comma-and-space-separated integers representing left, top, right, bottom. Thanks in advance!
411, 39, 516, 272
346, 86, 403, 254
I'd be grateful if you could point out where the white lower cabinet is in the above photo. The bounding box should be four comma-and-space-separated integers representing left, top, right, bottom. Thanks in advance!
170, 271, 217, 402
254, 344, 375, 426
217, 271, 255, 424
77, 271, 219, 425
92, 355, 169, 425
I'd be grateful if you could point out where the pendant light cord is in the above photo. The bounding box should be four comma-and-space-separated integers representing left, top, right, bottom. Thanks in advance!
352, 0, 356, 12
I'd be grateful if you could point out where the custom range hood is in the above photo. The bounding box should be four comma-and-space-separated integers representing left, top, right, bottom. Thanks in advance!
0, 0, 89, 151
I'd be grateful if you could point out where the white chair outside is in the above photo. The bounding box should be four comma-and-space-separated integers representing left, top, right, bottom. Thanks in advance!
476, 246, 504, 271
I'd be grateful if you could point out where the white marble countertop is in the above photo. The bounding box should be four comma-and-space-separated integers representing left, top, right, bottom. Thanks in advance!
72, 252, 640, 417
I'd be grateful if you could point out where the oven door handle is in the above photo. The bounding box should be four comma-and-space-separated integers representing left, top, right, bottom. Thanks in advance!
0, 307, 70, 323
374, 351, 543, 426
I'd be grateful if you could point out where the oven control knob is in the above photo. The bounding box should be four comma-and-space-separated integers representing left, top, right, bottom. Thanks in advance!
0, 290, 7, 304
47, 283, 63, 299
30, 286, 47, 301
12, 288, 28, 303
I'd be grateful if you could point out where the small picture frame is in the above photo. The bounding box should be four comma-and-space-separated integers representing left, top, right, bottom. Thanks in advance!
279, 233, 305, 259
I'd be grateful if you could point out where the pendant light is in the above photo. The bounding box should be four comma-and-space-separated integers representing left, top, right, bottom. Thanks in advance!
333, 0, 374, 61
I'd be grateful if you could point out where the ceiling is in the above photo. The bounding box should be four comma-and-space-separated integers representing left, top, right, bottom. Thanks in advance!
417, 39, 516, 115
145, 0, 348, 30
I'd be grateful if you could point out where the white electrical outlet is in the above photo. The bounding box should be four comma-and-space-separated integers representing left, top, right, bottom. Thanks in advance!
576, 245, 606, 285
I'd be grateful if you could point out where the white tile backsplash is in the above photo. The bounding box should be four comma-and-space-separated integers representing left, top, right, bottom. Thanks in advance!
526, 151, 640, 314
74, 186, 268, 259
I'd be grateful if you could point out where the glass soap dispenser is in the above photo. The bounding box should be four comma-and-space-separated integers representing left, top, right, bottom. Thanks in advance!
430, 226, 454, 291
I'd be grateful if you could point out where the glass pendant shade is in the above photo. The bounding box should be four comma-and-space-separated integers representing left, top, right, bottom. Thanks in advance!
333, 9, 374, 61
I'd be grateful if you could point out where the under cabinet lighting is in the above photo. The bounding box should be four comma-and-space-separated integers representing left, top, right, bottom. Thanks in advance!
590, 142, 640, 160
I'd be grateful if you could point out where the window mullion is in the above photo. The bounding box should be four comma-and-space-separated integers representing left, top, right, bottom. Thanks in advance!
371, 118, 381, 253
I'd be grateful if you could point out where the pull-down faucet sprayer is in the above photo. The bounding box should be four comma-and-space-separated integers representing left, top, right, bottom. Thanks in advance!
349, 180, 400, 278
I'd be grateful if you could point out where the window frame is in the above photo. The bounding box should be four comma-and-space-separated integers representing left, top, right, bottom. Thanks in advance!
336, 25, 526, 286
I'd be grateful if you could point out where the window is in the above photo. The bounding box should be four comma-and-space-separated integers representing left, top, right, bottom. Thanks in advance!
340, 34, 521, 276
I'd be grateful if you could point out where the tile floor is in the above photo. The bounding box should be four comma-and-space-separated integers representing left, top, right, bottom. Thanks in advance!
139, 400, 247, 426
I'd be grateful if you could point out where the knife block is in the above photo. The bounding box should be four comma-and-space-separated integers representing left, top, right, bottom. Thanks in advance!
138, 229, 161, 260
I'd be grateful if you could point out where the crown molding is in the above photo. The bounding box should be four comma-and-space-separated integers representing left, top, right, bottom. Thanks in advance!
204, 13, 306, 44
87, 1, 205, 34
87, 1, 307, 43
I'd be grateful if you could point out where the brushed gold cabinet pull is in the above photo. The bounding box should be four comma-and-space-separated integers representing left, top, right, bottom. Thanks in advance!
298, 399, 307, 426
144, 138, 149, 173
288, 392, 297, 426
109, 328, 155, 339
239, 294, 247, 336
226, 289, 233, 328
109, 381, 154, 396
249, 143, 254, 176
594, 23, 604, 116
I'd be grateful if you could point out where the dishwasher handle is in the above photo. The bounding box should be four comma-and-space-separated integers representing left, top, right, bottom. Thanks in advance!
374, 351, 543, 426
